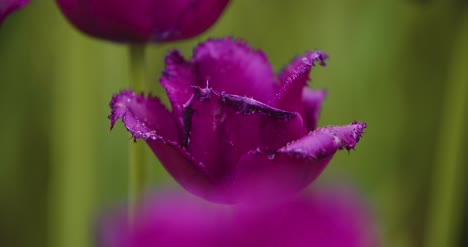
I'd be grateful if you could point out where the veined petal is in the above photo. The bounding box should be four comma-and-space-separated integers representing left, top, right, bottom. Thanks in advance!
183, 86, 304, 183
302, 88, 326, 131
192, 38, 276, 102
234, 122, 366, 200
109, 90, 181, 143
271, 51, 328, 112
160, 50, 197, 119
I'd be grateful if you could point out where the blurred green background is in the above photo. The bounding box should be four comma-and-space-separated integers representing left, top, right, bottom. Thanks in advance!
1, 0, 467, 246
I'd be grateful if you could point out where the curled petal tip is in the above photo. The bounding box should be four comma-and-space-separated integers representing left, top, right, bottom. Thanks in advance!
278, 122, 367, 160
309, 50, 329, 66
348, 121, 367, 150
109, 89, 134, 130
108, 90, 179, 142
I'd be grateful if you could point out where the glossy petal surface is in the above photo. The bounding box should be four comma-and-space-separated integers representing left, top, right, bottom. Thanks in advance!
56, 0, 229, 43
98, 187, 378, 247
0, 0, 29, 24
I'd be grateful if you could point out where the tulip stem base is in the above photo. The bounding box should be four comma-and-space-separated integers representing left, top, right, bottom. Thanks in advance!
128, 45, 147, 221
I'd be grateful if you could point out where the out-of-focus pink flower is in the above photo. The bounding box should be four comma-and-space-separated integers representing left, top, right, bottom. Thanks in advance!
55, 0, 229, 43
97, 186, 378, 247
0, 0, 29, 24
110, 38, 367, 203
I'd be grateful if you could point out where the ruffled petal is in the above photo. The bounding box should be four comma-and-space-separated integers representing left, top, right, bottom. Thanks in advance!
109, 90, 219, 199
109, 90, 181, 143
234, 122, 366, 200
192, 38, 276, 103
270, 51, 328, 112
302, 88, 326, 131
280, 121, 367, 157
183, 86, 304, 184
160, 50, 197, 119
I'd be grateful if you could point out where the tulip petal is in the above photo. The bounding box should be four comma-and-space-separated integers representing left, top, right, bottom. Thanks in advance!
302, 88, 326, 131
151, 0, 230, 42
110, 90, 218, 198
146, 140, 219, 200
98, 186, 378, 247
234, 122, 366, 200
160, 50, 197, 119
56, 0, 229, 42
109, 90, 181, 143
192, 38, 277, 103
183, 86, 304, 182
271, 51, 328, 112
0, 0, 29, 24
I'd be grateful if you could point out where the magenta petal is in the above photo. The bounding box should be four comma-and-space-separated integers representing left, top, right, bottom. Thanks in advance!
183, 86, 304, 185
109, 90, 218, 199
302, 88, 326, 131
270, 51, 328, 112
98, 187, 378, 247
109, 90, 181, 143
234, 150, 331, 201
97, 191, 231, 247
0, 0, 29, 24
232, 185, 378, 247
160, 50, 197, 120
280, 121, 367, 157
157, 0, 230, 42
235, 122, 366, 200
56, 0, 229, 43
146, 140, 219, 200
192, 38, 277, 102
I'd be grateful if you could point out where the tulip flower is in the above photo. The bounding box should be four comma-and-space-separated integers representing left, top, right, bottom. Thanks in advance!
55, 0, 229, 43
0, 0, 29, 24
110, 38, 367, 202
97, 186, 378, 247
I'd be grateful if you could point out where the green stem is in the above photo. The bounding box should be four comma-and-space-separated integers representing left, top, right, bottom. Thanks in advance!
128, 45, 147, 221
426, 13, 468, 247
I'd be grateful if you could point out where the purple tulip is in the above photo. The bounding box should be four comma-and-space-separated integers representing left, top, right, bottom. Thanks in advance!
55, 0, 229, 43
97, 186, 378, 247
0, 0, 29, 24
110, 38, 367, 202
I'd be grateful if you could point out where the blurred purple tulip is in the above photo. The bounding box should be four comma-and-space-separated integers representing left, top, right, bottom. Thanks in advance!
55, 0, 229, 43
98, 186, 378, 247
0, 0, 29, 24
110, 38, 367, 202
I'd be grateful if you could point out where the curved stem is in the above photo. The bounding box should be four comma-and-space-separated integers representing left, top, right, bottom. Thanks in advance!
128, 45, 147, 221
